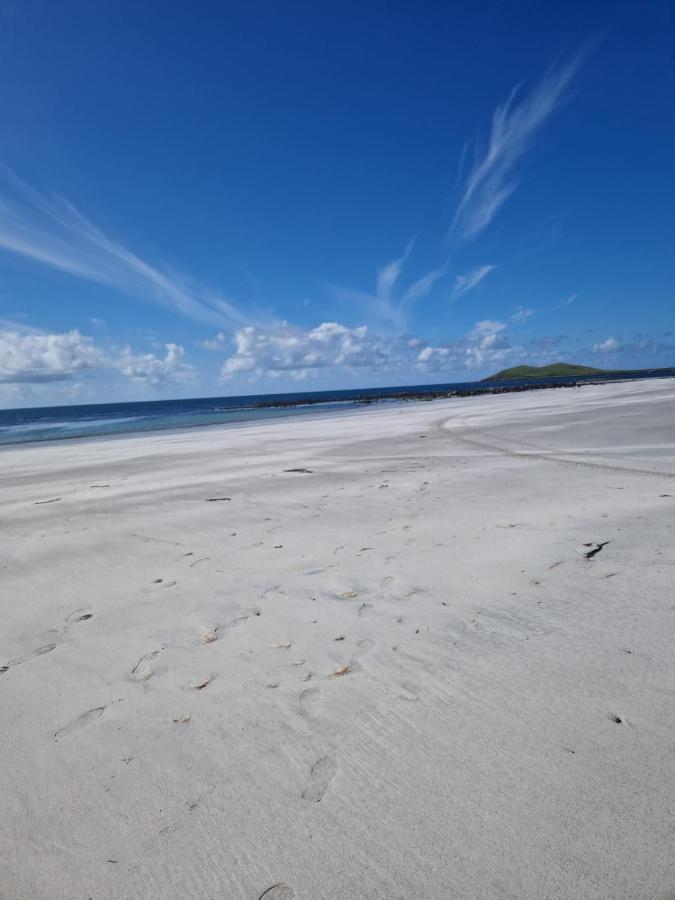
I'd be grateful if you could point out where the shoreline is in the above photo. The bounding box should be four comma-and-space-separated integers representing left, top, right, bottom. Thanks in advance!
3, 369, 674, 451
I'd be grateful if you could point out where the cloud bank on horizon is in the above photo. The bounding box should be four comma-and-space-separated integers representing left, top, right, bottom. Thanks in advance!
0, 6, 672, 406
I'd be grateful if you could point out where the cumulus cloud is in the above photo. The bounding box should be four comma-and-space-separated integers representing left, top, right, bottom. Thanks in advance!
451, 49, 589, 241
0, 325, 197, 391
210, 320, 673, 385
0, 328, 102, 383
213, 318, 523, 382
115, 343, 195, 385
219, 322, 396, 380
451, 265, 497, 300
416, 346, 450, 364
593, 336, 620, 353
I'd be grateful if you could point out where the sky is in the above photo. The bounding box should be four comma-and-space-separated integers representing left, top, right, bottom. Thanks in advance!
0, 0, 673, 408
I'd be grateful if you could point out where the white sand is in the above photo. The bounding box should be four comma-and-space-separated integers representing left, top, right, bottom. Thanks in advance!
1, 378, 674, 900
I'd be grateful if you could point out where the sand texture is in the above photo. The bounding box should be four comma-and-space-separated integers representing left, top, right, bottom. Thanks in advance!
1, 379, 674, 899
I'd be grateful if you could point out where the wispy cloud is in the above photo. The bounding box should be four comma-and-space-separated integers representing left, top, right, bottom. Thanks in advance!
511, 305, 535, 323
375, 239, 415, 308
450, 48, 589, 242
0, 316, 44, 334
451, 264, 496, 300
0, 167, 250, 328
401, 263, 448, 307
553, 293, 578, 310
331, 240, 447, 330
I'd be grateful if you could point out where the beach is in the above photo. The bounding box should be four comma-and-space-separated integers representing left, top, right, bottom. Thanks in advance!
1, 377, 674, 899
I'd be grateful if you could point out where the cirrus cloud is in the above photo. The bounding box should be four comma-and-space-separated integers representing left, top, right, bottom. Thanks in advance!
451, 48, 590, 241
511, 305, 535, 323
451, 264, 497, 301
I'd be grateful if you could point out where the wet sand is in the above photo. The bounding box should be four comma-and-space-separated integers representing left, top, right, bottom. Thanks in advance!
1, 378, 674, 899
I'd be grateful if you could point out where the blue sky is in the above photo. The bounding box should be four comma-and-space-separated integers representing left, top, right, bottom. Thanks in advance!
0, 0, 673, 407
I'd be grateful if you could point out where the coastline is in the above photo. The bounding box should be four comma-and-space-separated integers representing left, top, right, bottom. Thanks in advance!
1, 378, 674, 899
2, 367, 674, 449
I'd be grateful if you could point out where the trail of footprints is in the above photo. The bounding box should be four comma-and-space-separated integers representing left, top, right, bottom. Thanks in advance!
1, 603, 94, 675
0, 604, 103, 737
10, 457, 650, 900
0, 642, 57, 674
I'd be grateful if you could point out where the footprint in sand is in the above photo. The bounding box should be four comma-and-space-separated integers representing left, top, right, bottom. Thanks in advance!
259, 886, 294, 900
302, 756, 337, 802
299, 687, 321, 716
1, 643, 56, 674
66, 608, 93, 623
54, 706, 105, 740
215, 611, 254, 637
141, 581, 177, 594
355, 638, 374, 657
130, 649, 163, 681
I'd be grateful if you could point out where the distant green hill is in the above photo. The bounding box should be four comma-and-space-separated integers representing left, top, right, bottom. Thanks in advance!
483, 363, 609, 381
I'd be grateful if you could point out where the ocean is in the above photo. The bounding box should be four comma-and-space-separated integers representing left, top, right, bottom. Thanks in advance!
1, 369, 673, 447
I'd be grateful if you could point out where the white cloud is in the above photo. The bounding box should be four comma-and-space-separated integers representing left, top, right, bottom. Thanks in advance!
0, 167, 248, 328
417, 346, 449, 364
220, 322, 395, 380
593, 336, 620, 353
451, 49, 588, 241
554, 293, 578, 309
115, 343, 195, 385
200, 331, 228, 351
402, 264, 448, 307
216, 318, 522, 382
451, 264, 496, 300
511, 305, 535, 323
376, 239, 415, 307
0, 323, 197, 391
0, 328, 102, 383
331, 241, 447, 330
470, 319, 507, 340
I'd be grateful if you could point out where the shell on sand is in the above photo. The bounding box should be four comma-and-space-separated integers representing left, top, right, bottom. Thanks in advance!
330, 664, 351, 677
200, 631, 218, 644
